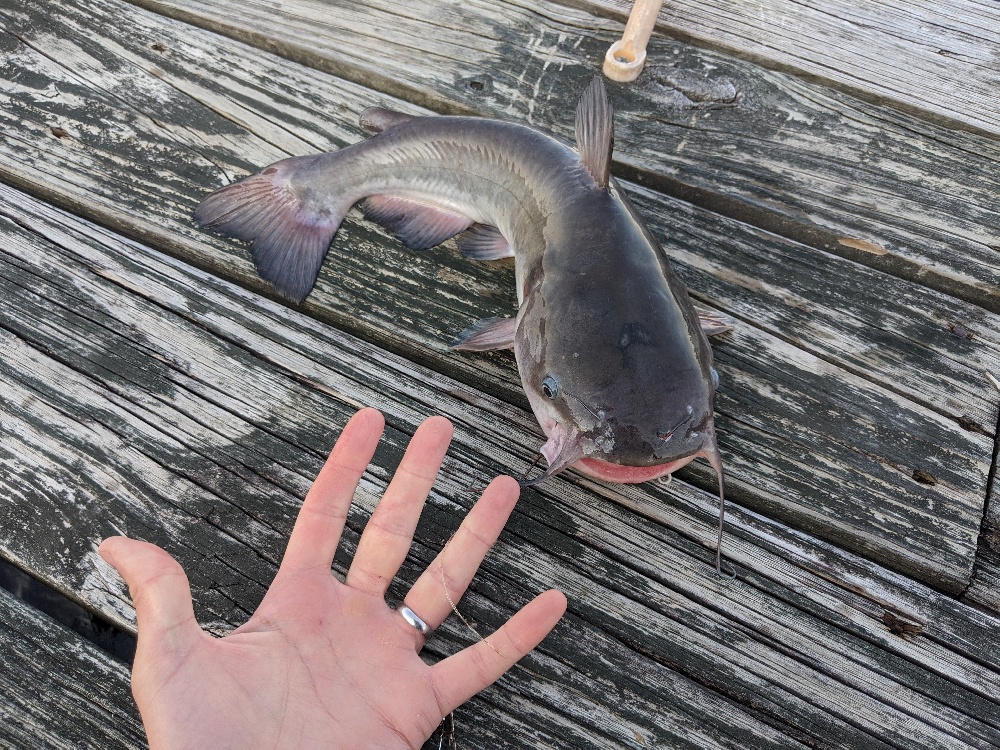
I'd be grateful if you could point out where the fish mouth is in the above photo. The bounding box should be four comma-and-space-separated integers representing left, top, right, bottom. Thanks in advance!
574, 454, 698, 484
527, 421, 704, 485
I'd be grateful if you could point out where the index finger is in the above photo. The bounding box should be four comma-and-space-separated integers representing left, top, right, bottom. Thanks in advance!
280, 408, 385, 573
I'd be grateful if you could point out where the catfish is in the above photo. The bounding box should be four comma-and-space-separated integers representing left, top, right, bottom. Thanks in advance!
195, 78, 731, 572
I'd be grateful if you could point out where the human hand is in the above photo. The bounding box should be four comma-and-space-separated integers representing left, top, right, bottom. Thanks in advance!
99, 408, 567, 749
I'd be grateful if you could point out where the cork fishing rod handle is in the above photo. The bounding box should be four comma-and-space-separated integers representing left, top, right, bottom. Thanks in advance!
603, 0, 665, 82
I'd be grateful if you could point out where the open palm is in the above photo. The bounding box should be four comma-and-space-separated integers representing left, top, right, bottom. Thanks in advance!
100, 409, 566, 749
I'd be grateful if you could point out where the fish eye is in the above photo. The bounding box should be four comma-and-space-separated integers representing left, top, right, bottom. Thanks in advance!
541, 375, 559, 398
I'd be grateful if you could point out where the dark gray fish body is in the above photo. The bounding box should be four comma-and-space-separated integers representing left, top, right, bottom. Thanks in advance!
195, 79, 724, 497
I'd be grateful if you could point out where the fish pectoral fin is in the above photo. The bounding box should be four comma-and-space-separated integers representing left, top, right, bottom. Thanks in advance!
456, 224, 514, 260
696, 306, 734, 337
449, 317, 516, 351
575, 76, 614, 189
359, 107, 418, 134
362, 195, 473, 251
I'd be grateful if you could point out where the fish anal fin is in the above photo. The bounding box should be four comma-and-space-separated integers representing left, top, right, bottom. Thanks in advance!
193, 156, 343, 302
575, 76, 614, 189
696, 306, 734, 337
450, 317, 516, 351
457, 224, 514, 260
360, 107, 418, 134
362, 195, 473, 251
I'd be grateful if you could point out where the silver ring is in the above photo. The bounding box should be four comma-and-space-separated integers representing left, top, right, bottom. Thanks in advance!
398, 604, 432, 636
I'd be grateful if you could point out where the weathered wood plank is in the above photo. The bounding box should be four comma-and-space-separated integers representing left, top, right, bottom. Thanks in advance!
125, 0, 1000, 312
0, 0, 994, 589
3, 186, 1000, 747
9, 0, 1000, 428
0, 585, 145, 749
966, 502, 1000, 613
592, 0, 1000, 136
12, 182, 1000, 660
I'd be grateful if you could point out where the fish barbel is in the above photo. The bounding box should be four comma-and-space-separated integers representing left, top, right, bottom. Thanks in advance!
195, 78, 729, 570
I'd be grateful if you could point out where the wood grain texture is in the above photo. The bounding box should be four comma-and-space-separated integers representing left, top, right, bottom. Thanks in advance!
128, 0, 1000, 313
0, 0, 995, 590
594, 0, 1000, 136
0, 586, 145, 750
3, 185, 1000, 748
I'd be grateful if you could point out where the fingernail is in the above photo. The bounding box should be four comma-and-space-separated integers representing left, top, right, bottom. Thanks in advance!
97, 536, 123, 565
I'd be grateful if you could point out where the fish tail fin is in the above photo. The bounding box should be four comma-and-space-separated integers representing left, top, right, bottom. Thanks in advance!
703, 430, 734, 579
194, 155, 346, 302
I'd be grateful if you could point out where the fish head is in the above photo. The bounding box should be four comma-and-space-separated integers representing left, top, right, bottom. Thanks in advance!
514, 194, 719, 485
516, 330, 718, 484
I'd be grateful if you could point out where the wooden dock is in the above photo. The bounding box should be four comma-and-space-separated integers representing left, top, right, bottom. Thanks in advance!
2, 0, 999, 746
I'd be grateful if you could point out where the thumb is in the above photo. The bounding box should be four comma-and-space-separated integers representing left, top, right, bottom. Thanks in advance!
99, 536, 200, 649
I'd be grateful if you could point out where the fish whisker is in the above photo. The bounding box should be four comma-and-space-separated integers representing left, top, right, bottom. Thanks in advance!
465, 452, 544, 494
518, 453, 545, 484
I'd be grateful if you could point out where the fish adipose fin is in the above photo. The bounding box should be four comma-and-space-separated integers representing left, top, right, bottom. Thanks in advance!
450, 317, 516, 351
194, 157, 344, 303
362, 195, 473, 251
456, 224, 514, 261
360, 107, 418, 134
575, 76, 614, 189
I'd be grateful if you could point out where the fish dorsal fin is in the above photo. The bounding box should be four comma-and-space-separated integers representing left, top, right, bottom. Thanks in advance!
575, 76, 614, 189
